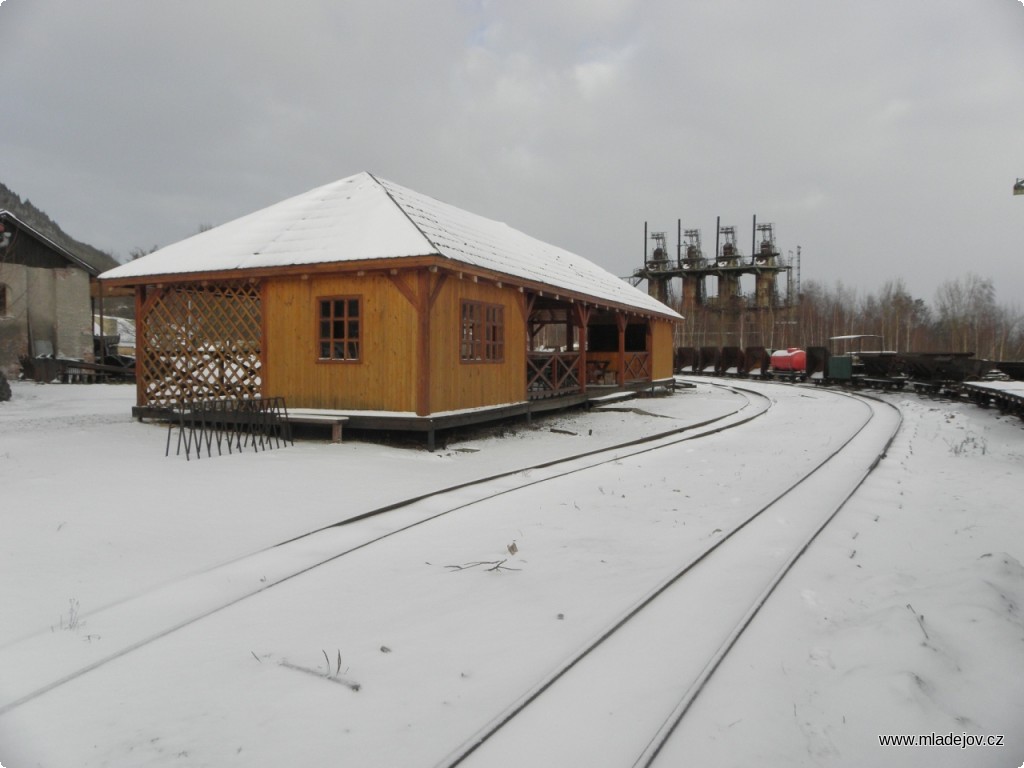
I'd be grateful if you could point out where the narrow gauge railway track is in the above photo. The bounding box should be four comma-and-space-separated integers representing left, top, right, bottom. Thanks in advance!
437, 386, 902, 768
0, 382, 771, 717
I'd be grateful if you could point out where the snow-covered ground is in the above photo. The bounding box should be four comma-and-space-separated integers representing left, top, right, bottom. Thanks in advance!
0, 379, 1021, 767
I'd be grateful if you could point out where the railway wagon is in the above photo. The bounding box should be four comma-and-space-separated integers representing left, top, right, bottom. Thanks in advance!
997, 361, 1024, 381
697, 346, 720, 374
674, 342, 1011, 390
769, 348, 806, 380
672, 341, 1024, 424
742, 347, 771, 377
673, 346, 770, 377
717, 346, 744, 376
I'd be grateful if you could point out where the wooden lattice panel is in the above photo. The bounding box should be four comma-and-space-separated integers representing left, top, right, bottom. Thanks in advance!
527, 352, 581, 398
139, 282, 262, 406
625, 352, 651, 381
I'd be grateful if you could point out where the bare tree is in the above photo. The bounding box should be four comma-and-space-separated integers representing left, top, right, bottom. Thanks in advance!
934, 273, 997, 355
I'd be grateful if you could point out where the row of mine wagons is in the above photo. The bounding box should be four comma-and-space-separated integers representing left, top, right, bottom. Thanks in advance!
135, 268, 676, 416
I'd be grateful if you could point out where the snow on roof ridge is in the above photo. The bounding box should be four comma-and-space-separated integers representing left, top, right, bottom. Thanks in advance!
379, 177, 679, 317
100, 172, 436, 281
365, 171, 445, 257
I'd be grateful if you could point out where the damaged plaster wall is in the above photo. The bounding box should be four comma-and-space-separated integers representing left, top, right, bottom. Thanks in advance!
0, 263, 94, 376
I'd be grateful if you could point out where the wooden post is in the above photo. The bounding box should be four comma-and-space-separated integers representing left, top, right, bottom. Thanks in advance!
390, 269, 443, 418
416, 269, 431, 417
574, 304, 590, 393
259, 280, 269, 399
616, 313, 627, 387
135, 286, 146, 409
97, 279, 105, 365
646, 320, 653, 380
525, 293, 537, 352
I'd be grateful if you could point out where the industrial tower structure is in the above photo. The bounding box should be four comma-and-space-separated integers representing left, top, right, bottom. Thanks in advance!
633, 216, 799, 348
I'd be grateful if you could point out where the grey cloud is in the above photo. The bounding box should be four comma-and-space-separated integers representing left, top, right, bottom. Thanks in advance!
2, 0, 1022, 305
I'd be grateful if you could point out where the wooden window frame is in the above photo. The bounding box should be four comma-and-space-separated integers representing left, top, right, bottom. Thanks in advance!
460, 300, 504, 363
316, 295, 362, 363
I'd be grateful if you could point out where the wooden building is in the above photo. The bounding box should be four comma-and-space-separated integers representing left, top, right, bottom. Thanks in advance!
101, 173, 681, 440
0, 211, 98, 378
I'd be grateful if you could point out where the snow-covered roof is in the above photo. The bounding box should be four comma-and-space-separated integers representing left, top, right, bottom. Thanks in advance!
100, 172, 679, 319
0, 210, 99, 275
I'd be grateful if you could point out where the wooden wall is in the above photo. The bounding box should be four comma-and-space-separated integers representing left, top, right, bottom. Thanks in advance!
257, 268, 673, 413
650, 318, 676, 379
429, 276, 527, 413
263, 273, 419, 411
263, 270, 528, 413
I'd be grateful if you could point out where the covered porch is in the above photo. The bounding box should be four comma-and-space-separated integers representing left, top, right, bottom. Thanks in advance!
525, 294, 654, 401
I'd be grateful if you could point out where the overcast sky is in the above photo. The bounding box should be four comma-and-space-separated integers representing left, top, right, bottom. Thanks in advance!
2, 0, 1023, 305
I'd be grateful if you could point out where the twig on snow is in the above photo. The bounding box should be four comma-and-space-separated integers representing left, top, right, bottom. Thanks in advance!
445, 559, 521, 572
906, 603, 929, 641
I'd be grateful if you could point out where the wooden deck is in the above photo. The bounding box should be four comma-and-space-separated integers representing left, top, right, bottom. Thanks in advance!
133, 378, 675, 450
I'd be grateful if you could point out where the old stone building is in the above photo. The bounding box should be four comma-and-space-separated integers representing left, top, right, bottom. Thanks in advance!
0, 211, 98, 377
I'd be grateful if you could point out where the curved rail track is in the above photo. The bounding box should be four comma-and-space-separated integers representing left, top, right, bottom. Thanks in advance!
437, 384, 902, 768
1, 381, 902, 768
0, 381, 771, 717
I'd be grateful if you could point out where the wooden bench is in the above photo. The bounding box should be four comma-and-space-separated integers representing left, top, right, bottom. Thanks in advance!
284, 410, 350, 443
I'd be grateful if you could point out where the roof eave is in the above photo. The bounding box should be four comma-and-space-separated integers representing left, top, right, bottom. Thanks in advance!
99, 254, 444, 287
101, 254, 682, 321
